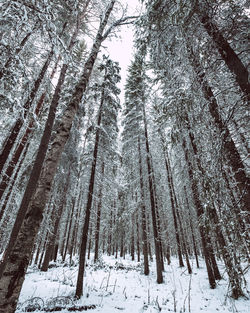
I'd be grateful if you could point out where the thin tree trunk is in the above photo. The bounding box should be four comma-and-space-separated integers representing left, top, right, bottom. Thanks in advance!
142, 103, 163, 284
138, 137, 149, 274
182, 138, 216, 289
184, 186, 200, 269
94, 161, 105, 263
160, 134, 184, 268
75, 71, 107, 298
41, 169, 71, 271
131, 214, 135, 261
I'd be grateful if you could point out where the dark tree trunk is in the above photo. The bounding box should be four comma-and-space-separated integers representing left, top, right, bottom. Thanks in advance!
136, 213, 141, 262
0, 56, 60, 203
0, 48, 55, 175
75, 67, 108, 297
142, 103, 163, 284
138, 137, 149, 275
196, 5, 250, 99
184, 186, 200, 269
41, 170, 71, 272
94, 161, 105, 263
160, 135, 184, 268
0, 1, 112, 309
186, 41, 250, 219
131, 214, 135, 261
182, 138, 216, 289
62, 202, 75, 262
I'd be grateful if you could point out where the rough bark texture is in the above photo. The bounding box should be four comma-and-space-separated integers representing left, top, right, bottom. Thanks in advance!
0, 1, 109, 309
186, 40, 250, 218
196, 4, 250, 100
161, 137, 184, 268
0, 49, 54, 175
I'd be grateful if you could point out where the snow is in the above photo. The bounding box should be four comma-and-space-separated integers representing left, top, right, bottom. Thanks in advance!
17, 255, 249, 313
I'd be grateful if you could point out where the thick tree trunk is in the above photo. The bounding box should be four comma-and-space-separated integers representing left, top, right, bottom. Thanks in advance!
0, 57, 60, 203
0, 49, 54, 175
0, 2, 113, 310
196, 5, 250, 99
186, 42, 250, 218
162, 144, 184, 268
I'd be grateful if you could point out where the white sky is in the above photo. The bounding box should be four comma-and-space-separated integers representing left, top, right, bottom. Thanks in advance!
102, 0, 142, 102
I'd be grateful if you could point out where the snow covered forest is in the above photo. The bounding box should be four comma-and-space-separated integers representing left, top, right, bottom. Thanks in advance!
0, 0, 249, 312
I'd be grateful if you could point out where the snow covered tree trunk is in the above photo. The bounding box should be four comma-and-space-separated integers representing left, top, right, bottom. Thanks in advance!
186, 42, 250, 218
0, 56, 60, 204
0, 2, 115, 311
0, 49, 54, 175
196, 4, 250, 100
142, 103, 163, 284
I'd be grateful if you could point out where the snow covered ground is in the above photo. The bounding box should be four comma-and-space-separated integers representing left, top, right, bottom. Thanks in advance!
17, 255, 249, 313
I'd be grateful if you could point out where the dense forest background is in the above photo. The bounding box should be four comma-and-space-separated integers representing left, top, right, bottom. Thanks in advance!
0, 1, 249, 312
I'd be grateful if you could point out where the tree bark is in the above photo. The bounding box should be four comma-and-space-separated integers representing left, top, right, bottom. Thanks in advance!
75, 66, 108, 298
196, 4, 250, 100
0, 56, 60, 203
186, 41, 250, 218
142, 103, 163, 284
0, 2, 113, 310
94, 161, 105, 263
0, 48, 54, 175
182, 138, 216, 289
138, 136, 149, 275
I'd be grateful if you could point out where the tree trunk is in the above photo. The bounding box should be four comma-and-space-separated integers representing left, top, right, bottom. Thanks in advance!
0, 56, 60, 203
142, 103, 163, 284
196, 4, 250, 99
186, 41, 250, 218
75, 70, 107, 298
184, 186, 200, 269
0, 48, 55, 175
94, 161, 105, 263
160, 134, 184, 268
182, 138, 216, 289
0, 2, 114, 309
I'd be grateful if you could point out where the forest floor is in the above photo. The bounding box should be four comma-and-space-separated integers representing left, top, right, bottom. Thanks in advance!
17, 255, 249, 313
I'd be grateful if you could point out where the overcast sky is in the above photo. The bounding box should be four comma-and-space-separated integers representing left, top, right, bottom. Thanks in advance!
102, 0, 142, 102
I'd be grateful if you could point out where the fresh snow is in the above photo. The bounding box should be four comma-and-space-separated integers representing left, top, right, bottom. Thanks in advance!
17, 255, 249, 313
